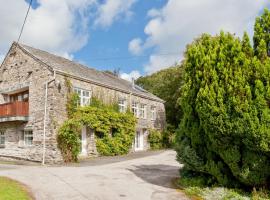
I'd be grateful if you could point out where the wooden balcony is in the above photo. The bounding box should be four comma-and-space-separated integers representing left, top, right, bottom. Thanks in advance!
0, 101, 29, 122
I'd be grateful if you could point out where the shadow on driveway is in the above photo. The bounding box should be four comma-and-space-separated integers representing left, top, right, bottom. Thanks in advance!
128, 164, 180, 189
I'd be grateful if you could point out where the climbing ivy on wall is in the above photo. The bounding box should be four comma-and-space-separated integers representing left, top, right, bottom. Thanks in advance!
74, 98, 137, 156
57, 79, 137, 162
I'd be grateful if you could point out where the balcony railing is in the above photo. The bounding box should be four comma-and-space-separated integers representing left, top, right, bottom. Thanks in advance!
0, 101, 29, 118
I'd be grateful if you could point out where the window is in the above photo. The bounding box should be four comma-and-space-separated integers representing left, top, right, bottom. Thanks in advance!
74, 88, 91, 106
9, 90, 29, 102
139, 104, 147, 119
0, 131, 5, 146
132, 102, 139, 117
24, 130, 33, 146
151, 106, 156, 120
118, 99, 127, 113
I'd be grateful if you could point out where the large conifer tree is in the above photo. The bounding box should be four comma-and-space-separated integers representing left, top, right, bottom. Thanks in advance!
176, 9, 270, 187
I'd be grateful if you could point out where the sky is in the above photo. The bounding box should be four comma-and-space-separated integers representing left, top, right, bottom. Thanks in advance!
0, 0, 270, 81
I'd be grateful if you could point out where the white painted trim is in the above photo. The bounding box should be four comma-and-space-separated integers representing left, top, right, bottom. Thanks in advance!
81, 126, 87, 156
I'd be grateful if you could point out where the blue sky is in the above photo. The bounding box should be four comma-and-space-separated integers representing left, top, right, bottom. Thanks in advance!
73, 1, 166, 75
1, 0, 270, 81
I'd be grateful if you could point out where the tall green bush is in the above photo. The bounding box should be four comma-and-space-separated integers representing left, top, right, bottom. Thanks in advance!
57, 120, 81, 162
176, 9, 270, 188
148, 129, 163, 150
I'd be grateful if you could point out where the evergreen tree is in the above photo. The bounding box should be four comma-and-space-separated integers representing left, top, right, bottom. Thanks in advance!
176, 30, 270, 187
242, 32, 253, 58
254, 9, 270, 57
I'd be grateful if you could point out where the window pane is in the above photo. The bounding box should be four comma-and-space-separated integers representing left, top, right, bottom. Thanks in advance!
24, 131, 33, 146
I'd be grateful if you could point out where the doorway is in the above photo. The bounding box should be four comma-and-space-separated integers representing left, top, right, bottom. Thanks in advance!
135, 130, 144, 151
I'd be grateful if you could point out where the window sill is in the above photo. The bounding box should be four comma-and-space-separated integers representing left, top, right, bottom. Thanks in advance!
0, 145, 5, 148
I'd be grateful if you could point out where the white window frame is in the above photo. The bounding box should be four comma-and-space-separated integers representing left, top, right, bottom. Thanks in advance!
139, 104, 147, 119
151, 106, 156, 121
24, 130, 33, 146
132, 101, 139, 117
0, 130, 5, 146
74, 87, 91, 107
118, 99, 127, 113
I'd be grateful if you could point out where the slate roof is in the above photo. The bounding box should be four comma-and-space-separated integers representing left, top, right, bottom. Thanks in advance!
17, 43, 164, 102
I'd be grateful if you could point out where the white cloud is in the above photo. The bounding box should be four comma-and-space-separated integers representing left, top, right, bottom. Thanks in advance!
0, 0, 137, 60
128, 38, 143, 55
132, 0, 270, 74
0, 0, 96, 58
94, 0, 136, 28
120, 70, 141, 82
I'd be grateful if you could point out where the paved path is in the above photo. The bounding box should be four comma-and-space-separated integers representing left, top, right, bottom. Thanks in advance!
0, 150, 189, 200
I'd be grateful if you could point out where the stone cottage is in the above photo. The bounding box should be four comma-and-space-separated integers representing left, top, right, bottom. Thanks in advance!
0, 42, 165, 163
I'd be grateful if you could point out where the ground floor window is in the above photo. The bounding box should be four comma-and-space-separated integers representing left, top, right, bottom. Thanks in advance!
24, 130, 33, 146
0, 131, 5, 146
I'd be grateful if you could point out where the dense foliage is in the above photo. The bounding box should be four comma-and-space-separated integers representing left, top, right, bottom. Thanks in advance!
76, 99, 136, 156
176, 9, 270, 187
57, 120, 81, 162
136, 65, 184, 128
254, 9, 270, 57
58, 96, 137, 161
148, 129, 163, 150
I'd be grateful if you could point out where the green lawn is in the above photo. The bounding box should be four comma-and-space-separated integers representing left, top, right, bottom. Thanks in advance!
0, 176, 33, 200
175, 176, 270, 200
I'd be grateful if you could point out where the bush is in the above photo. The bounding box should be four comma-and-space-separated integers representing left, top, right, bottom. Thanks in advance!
162, 124, 176, 148
176, 11, 270, 188
148, 129, 163, 150
57, 120, 81, 162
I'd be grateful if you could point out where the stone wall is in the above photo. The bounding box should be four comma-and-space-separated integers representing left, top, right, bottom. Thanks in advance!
0, 44, 166, 163
0, 44, 63, 163
53, 74, 166, 153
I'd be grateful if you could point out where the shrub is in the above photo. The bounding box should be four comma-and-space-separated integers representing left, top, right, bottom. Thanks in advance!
162, 124, 176, 148
57, 120, 81, 162
148, 129, 163, 150
176, 11, 270, 188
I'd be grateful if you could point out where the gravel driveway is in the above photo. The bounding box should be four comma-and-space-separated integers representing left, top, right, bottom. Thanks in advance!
0, 150, 189, 200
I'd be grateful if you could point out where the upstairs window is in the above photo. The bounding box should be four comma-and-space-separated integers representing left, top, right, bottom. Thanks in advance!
24, 130, 33, 146
74, 88, 91, 106
139, 104, 147, 119
151, 106, 156, 120
118, 99, 127, 113
132, 102, 139, 117
9, 90, 29, 102
0, 131, 5, 146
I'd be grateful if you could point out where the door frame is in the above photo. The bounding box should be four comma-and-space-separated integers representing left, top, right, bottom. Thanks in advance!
135, 130, 144, 151
81, 126, 87, 156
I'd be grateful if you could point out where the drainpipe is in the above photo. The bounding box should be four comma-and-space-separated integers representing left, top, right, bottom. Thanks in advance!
42, 71, 56, 165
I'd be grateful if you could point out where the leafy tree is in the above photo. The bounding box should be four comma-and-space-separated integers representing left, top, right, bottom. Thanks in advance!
136, 65, 184, 128
176, 28, 270, 187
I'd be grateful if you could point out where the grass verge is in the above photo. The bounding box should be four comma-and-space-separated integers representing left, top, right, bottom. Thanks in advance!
174, 176, 270, 200
0, 176, 34, 200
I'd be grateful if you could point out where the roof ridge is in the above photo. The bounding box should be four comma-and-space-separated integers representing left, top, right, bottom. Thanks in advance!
18, 42, 101, 72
